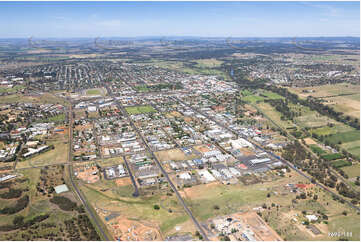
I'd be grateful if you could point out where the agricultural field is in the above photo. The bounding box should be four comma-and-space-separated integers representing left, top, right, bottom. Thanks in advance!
309, 144, 326, 155
125, 105, 156, 115
341, 163, 360, 179
288, 83, 360, 119
321, 130, 360, 159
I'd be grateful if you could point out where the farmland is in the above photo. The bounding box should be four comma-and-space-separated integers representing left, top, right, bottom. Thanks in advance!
288, 83, 360, 119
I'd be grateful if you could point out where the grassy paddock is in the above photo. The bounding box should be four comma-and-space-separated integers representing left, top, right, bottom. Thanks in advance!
125, 105, 156, 115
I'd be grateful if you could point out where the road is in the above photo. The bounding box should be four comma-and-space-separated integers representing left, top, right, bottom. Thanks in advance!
173, 96, 360, 212
66, 102, 111, 240
107, 86, 209, 240
122, 155, 140, 197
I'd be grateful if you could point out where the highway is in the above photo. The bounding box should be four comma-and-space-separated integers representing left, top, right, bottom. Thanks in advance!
107, 86, 209, 241
173, 96, 360, 212
66, 103, 111, 240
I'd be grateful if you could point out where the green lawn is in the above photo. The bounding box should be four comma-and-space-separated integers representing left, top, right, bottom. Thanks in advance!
125, 105, 156, 115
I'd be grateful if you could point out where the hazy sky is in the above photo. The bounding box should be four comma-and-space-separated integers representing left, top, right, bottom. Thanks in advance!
0, 1, 359, 38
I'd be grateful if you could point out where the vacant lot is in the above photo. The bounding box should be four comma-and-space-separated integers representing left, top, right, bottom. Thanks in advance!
80, 181, 196, 238
155, 148, 200, 162
97, 157, 124, 167
125, 105, 156, 115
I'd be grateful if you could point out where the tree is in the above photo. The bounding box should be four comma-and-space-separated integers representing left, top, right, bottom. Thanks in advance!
153, 204, 160, 210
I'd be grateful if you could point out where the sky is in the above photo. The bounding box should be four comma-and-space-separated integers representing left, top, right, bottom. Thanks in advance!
0, 1, 359, 38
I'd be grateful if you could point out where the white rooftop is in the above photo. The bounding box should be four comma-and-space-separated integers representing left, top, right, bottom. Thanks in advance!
54, 184, 69, 194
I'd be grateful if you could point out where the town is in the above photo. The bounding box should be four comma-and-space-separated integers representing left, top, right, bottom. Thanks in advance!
0, 2, 359, 240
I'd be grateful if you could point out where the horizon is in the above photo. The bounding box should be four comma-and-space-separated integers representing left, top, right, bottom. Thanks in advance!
1, 36, 360, 40
0, 1, 359, 38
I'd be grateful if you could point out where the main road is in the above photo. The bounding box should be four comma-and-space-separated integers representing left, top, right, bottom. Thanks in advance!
107, 86, 209, 240
173, 96, 360, 212
66, 102, 111, 240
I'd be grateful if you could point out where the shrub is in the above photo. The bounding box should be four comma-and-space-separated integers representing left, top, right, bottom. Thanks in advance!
0, 195, 29, 214
50, 196, 77, 211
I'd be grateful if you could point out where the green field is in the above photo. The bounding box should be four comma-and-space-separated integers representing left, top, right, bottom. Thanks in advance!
325, 130, 360, 159
325, 130, 360, 144
0, 85, 25, 93
331, 159, 352, 168
255, 102, 295, 129
321, 153, 344, 161
134, 85, 150, 92
86, 89, 102, 95
309, 144, 326, 155
241, 89, 284, 103
40, 113, 65, 124
125, 105, 156, 115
